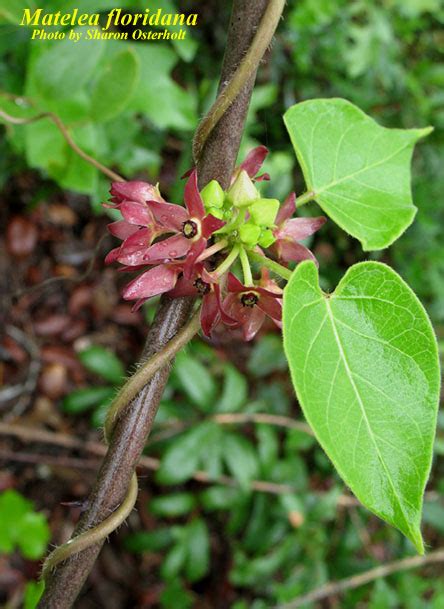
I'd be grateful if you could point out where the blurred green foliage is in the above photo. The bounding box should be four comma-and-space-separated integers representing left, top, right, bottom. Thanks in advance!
0, 489, 50, 559
0, 490, 48, 608
1, 0, 444, 606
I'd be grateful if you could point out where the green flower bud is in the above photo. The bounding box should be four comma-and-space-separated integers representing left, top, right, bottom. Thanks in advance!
206, 207, 225, 220
239, 223, 261, 245
201, 180, 225, 209
249, 198, 280, 227
258, 229, 276, 248
226, 170, 259, 208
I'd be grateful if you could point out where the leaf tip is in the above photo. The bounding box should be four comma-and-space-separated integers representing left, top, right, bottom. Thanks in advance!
417, 126, 434, 139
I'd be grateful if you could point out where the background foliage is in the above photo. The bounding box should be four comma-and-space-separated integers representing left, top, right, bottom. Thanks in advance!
1, 0, 443, 607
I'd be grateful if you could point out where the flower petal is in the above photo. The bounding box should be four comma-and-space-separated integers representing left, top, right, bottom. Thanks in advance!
255, 173, 271, 182
278, 216, 326, 241
184, 170, 205, 219
120, 201, 154, 226
149, 200, 188, 232
239, 146, 269, 178
108, 220, 139, 240
215, 285, 238, 327
257, 293, 282, 321
105, 246, 123, 265
168, 275, 197, 298
184, 239, 206, 279
223, 293, 244, 324
276, 193, 296, 225
277, 240, 318, 264
123, 265, 179, 300
243, 307, 265, 341
201, 292, 220, 337
201, 214, 226, 239
111, 181, 164, 205
144, 234, 190, 263
113, 228, 153, 265
227, 273, 247, 294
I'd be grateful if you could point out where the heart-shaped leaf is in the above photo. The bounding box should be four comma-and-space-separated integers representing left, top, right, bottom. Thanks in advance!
283, 260, 440, 551
284, 98, 432, 250
91, 50, 140, 123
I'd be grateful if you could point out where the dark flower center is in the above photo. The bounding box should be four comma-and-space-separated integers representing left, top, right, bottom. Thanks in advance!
182, 220, 198, 239
241, 292, 259, 307
194, 278, 211, 295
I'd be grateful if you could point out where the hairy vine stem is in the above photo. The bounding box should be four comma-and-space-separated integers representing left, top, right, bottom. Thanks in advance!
41, 310, 201, 579
192, 0, 286, 162
36, 2, 285, 605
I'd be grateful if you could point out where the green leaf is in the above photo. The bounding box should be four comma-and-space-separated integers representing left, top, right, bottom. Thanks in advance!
124, 529, 173, 554
78, 345, 125, 384
184, 519, 210, 582
284, 98, 432, 250
215, 364, 248, 413
33, 32, 104, 100
162, 543, 187, 580
62, 386, 115, 415
129, 45, 197, 131
223, 433, 259, 491
0, 490, 31, 554
91, 50, 140, 123
17, 512, 50, 560
248, 335, 288, 377
24, 119, 98, 195
149, 493, 196, 518
173, 351, 216, 411
283, 260, 440, 552
23, 580, 45, 609
0, 0, 36, 24
157, 422, 216, 485
0, 490, 50, 560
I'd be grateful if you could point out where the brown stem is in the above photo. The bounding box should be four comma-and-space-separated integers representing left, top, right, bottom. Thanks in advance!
275, 549, 444, 609
38, 1, 276, 606
0, 109, 124, 183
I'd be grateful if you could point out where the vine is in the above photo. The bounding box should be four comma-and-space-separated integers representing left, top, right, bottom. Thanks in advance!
16, 0, 288, 591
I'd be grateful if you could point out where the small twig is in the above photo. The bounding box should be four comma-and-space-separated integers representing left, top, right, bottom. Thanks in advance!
192, 0, 286, 161
275, 549, 444, 608
4, 423, 439, 506
0, 422, 295, 495
148, 413, 313, 446
0, 449, 98, 471
0, 108, 124, 183
213, 413, 313, 435
12, 233, 109, 300
0, 326, 40, 410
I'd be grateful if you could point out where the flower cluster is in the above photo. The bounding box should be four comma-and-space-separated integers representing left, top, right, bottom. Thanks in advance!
105, 147, 326, 341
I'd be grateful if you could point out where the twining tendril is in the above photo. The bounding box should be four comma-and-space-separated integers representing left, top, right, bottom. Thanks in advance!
41, 310, 201, 578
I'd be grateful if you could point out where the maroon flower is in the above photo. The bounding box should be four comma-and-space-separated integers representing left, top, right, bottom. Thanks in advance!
234, 145, 270, 183
109, 181, 165, 207
122, 262, 183, 311
223, 272, 282, 341
105, 204, 167, 266
272, 193, 326, 264
144, 170, 225, 278
169, 265, 236, 337
104, 179, 167, 265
